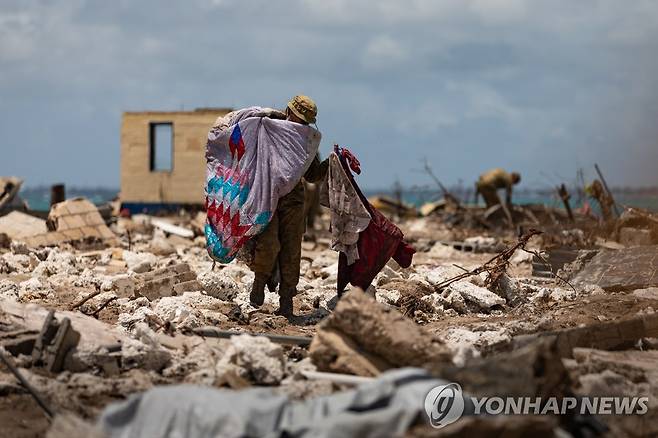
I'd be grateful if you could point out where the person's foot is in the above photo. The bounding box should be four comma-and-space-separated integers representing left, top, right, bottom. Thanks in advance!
275, 287, 295, 317
250, 276, 266, 307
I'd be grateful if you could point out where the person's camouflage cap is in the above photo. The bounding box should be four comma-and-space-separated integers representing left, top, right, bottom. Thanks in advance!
287, 95, 317, 124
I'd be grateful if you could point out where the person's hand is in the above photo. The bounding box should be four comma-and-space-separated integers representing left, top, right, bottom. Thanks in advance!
266, 109, 287, 120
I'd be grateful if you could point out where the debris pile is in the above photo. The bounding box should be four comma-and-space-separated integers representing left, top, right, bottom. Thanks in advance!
0, 194, 657, 437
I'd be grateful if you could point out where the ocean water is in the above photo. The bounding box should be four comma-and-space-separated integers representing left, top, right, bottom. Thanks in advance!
364, 189, 658, 213
20, 187, 118, 212
18, 186, 658, 213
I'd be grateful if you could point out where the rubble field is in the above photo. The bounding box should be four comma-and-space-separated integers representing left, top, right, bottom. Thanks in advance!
1, 200, 658, 437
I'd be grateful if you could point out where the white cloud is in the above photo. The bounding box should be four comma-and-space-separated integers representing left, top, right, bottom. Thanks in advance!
0, 12, 37, 61
468, 0, 527, 24
362, 35, 408, 70
1, 0, 657, 187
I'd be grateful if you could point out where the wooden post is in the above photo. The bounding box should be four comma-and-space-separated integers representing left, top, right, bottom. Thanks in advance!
557, 184, 574, 222
594, 164, 620, 217
50, 184, 65, 207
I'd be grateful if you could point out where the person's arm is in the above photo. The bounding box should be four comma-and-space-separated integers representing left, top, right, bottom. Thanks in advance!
304, 156, 329, 183
505, 185, 513, 205
253, 108, 286, 119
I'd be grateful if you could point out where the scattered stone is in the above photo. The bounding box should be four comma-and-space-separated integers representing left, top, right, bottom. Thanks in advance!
448, 281, 506, 311
375, 289, 401, 306
121, 325, 172, 371
118, 307, 164, 332
106, 274, 138, 298
633, 287, 658, 300
496, 273, 525, 305
510, 249, 534, 265
148, 231, 177, 256
0, 279, 19, 300
162, 341, 225, 385
18, 277, 51, 301
548, 287, 576, 302
445, 289, 468, 314
198, 270, 241, 301
310, 250, 337, 269
122, 251, 157, 273
309, 328, 388, 377
216, 334, 287, 385
439, 327, 511, 366
426, 242, 462, 259
152, 295, 203, 332
567, 348, 658, 437
374, 265, 401, 286
10, 240, 30, 255
2, 252, 33, 273
464, 236, 498, 251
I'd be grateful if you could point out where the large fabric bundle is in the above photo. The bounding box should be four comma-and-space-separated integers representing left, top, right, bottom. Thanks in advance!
205, 107, 321, 263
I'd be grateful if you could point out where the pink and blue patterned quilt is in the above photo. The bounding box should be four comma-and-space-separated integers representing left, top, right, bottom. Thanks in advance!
205, 107, 321, 263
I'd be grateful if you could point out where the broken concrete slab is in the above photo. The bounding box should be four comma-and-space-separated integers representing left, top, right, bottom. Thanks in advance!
0, 211, 47, 240
421, 265, 466, 287
309, 290, 451, 376
132, 263, 200, 301
439, 338, 568, 400
20, 198, 118, 248
633, 287, 658, 300
448, 281, 506, 311
309, 329, 390, 377
572, 245, 658, 291
1, 300, 125, 352
507, 312, 658, 358
215, 334, 287, 386
566, 348, 658, 437
0, 329, 38, 356
619, 227, 652, 246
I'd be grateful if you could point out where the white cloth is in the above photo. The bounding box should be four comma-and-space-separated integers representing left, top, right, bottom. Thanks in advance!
320, 152, 371, 265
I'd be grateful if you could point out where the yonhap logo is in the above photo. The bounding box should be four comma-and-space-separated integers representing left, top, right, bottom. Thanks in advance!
423, 382, 649, 428
424, 383, 465, 429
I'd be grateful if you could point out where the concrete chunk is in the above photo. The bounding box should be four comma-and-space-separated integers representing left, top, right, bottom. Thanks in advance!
448, 281, 506, 311
572, 245, 658, 291
309, 290, 451, 376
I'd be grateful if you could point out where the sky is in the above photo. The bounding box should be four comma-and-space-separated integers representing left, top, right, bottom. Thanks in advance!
1, 0, 658, 191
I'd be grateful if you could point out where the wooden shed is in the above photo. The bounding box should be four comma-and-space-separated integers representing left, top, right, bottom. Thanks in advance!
120, 108, 231, 213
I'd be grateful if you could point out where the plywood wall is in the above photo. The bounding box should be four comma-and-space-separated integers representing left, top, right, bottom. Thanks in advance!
120, 109, 230, 204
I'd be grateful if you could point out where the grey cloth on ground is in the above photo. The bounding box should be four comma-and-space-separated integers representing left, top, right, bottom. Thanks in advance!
99, 368, 447, 438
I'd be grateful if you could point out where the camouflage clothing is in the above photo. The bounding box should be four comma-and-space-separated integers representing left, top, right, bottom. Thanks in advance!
252, 156, 328, 289
476, 168, 517, 208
